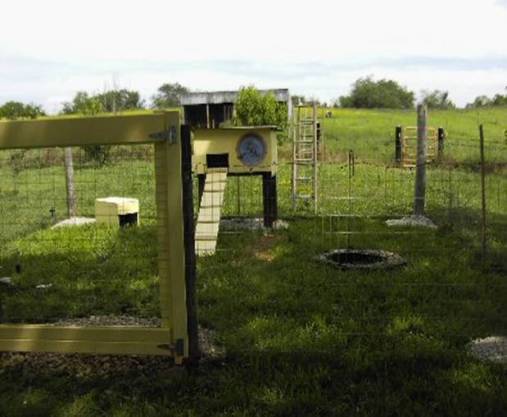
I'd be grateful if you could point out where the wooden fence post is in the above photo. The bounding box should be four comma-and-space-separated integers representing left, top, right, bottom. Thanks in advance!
437, 127, 445, 158
64, 147, 77, 217
395, 125, 403, 163
414, 105, 428, 216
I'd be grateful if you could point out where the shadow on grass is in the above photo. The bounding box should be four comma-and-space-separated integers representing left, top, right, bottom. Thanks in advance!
0, 224, 159, 323
0, 216, 506, 416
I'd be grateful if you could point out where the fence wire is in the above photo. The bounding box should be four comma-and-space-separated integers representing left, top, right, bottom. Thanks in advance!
0, 145, 161, 326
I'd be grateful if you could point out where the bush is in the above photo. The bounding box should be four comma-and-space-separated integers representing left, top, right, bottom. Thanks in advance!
9, 150, 27, 175
82, 145, 111, 167
339, 76, 415, 109
235, 86, 288, 129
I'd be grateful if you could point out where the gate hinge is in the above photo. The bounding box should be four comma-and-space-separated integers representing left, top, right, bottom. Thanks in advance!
157, 338, 185, 356
149, 125, 177, 144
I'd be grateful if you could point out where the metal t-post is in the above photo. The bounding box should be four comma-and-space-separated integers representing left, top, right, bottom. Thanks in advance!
414, 105, 428, 216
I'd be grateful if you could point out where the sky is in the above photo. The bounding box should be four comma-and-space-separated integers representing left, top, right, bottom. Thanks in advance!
1, 0, 506, 113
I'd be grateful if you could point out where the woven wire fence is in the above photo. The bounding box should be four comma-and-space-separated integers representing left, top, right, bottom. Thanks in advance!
0, 145, 161, 326
199, 130, 506, 363
0, 127, 505, 362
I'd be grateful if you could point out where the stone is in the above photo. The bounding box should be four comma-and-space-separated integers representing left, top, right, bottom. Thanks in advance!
469, 336, 507, 364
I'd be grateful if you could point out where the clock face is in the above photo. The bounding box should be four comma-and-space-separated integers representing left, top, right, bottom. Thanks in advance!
237, 134, 267, 167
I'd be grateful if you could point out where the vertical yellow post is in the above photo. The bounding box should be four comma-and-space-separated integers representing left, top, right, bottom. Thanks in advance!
154, 112, 188, 363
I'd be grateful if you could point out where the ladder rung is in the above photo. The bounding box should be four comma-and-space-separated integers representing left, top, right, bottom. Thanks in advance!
195, 235, 219, 241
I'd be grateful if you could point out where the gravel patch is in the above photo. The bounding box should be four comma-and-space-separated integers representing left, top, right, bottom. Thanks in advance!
52, 217, 96, 229
0, 315, 224, 375
386, 215, 437, 229
469, 336, 507, 364
50, 315, 161, 328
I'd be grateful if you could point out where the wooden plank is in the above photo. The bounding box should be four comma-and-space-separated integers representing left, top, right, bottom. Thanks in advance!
0, 325, 170, 342
0, 325, 173, 356
0, 112, 172, 150
154, 112, 189, 364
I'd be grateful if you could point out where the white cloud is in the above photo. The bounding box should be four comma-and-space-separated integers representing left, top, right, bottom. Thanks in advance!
0, 0, 506, 110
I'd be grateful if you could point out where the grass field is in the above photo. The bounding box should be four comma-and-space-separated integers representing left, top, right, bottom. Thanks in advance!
0, 107, 506, 416
307, 107, 507, 163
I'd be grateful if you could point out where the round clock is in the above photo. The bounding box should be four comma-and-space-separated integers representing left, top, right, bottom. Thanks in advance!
237, 133, 267, 167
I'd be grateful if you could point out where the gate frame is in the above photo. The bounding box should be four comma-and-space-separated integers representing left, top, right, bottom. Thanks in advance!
0, 111, 198, 364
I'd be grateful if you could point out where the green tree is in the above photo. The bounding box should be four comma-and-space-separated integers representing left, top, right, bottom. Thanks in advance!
339, 77, 415, 109
0, 101, 45, 120
466, 95, 492, 108
62, 89, 144, 166
0, 101, 45, 174
235, 86, 288, 128
492, 93, 507, 106
466, 88, 507, 108
421, 90, 456, 110
62, 92, 102, 115
151, 83, 189, 108
96, 89, 144, 112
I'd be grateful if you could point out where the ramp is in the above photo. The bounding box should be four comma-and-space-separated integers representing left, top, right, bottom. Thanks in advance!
195, 168, 228, 256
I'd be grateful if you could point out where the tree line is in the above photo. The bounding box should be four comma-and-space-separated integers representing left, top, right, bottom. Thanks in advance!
337, 78, 507, 109
1, 79, 506, 122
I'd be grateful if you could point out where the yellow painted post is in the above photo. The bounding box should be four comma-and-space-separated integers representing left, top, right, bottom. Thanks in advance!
154, 112, 189, 363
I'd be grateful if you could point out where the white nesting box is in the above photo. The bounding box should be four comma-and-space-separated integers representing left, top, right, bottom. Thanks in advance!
95, 197, 139, 226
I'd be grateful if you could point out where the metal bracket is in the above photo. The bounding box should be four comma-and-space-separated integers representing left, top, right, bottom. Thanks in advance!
149, 125, 177, 144
175, 338, 185, 356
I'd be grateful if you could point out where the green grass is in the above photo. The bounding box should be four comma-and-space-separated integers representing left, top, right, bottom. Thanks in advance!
1, 219, 506, 416
291, 107, 507, 164
0, 107, 506, 416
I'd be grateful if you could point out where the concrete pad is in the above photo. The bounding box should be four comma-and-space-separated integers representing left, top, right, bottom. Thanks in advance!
52, 217, 96, 229
386, 215, 437, 229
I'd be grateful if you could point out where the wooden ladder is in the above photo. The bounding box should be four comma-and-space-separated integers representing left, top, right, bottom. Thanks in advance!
292, 103, 319, 213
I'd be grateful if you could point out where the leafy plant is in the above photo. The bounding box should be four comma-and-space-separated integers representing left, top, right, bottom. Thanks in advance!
235, 86, 288, 129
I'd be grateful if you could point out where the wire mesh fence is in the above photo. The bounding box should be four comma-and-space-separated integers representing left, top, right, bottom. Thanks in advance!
0, 145, 161, 325
201, 127, 507, 369
0, 121, 505, 364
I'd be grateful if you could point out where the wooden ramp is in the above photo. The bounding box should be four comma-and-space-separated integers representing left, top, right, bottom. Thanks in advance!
195, 168, 228, 256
